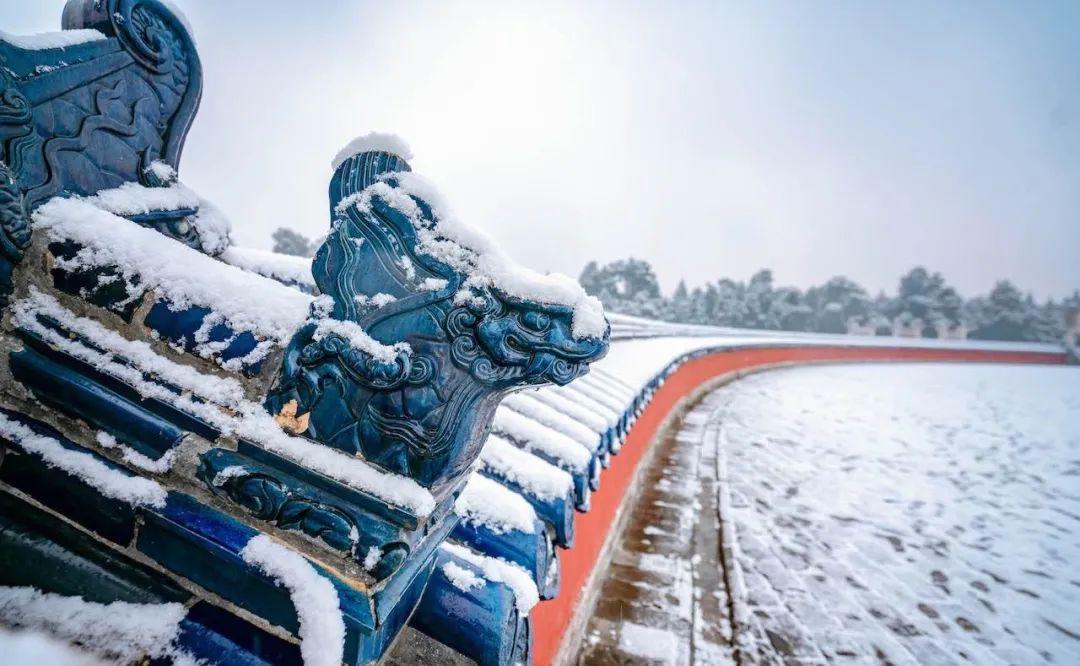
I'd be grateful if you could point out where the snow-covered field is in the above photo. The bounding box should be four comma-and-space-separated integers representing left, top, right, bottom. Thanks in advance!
712, 363, 1080, 664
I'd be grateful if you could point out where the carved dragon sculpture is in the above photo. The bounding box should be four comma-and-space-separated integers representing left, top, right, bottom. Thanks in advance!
1, 0, 607, 520
0, 2, 604, 660
266, 150, 609, 494
0, 0, 206, 304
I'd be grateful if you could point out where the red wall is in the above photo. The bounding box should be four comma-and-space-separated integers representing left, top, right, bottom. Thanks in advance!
531, 345, 1067, 665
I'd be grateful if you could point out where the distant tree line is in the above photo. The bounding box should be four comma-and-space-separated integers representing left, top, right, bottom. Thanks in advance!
579, 258, 1080, 343
269, 226, 1076, 344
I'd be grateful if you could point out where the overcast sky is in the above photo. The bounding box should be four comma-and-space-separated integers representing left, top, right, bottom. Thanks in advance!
6, 1, 1079, 298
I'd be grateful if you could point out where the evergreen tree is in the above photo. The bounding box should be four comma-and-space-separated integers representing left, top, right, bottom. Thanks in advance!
743, 270, 779, 329
574, 256, 1075, 343
687, 286, 705, 324
806, 277, 871, 333
577, 258, 662, 314
968, 281, 1037, 341
893, 267, 948, 329
938, 286, 965, 335
667, 279, 692, 322
772, 287, 813, 331
712, 279, 745, 326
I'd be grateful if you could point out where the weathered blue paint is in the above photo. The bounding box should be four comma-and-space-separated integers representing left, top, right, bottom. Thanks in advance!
0, 0, 207, 304
16, 320, 222, 441
227, 438, 465, 587
266, 150, 609, 493
198, 447, 424, 580
176, 602, 303, 666
144, 300, 264, 374
588, 453, 603, 491
0, 489, 185, 603
0, 488, 307, 665
137, 491, 396, 664
0, 162, 32, 307
451, 518, 560, 599
410, 549, 532, 666
0, 408, 141, 544
10, 344, 185, 460
479, 468, 576, 549
601, 429, 616, 457
0, 1, 611, 663
234, 439, 437, 530
47, 240, 144, 320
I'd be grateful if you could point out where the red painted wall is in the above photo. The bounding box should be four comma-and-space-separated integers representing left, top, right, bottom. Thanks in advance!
530, 345, 1067, 665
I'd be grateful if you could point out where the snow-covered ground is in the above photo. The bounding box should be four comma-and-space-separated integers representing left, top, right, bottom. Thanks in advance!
710, 363, 1080, 664
578, 362, 1078, 665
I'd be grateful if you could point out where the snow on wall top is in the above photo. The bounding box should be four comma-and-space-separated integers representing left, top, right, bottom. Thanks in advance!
441, 561, 484, 593
440, 542, 540, 613
597, 326, 1067, 389
0, 587, 191, 664
331, 132, 414, 171
79, 165, 233, 256
0, 412, 166, 508
0, 29, 106, 50
479, 434, 573, 502
12, 289, 436, 516
82, 178, 200, 217
219, 247, 317, 291
455, 473, 537, 535
33, 196, 311, 345
334, 163, 607, 340
240, 535, 345, 666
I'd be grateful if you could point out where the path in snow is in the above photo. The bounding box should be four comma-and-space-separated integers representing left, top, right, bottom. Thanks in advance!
576, 385, 733, 666
578, 363, 1079, 665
